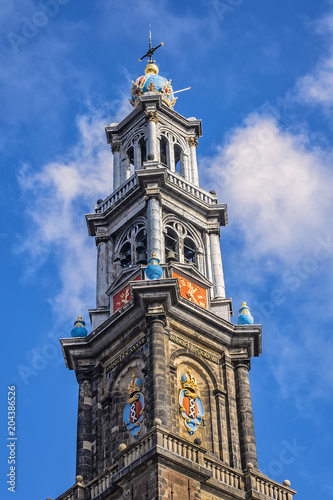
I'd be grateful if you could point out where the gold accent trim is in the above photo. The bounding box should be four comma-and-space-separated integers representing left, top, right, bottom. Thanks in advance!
145, 111, 159, 123
170, 333, 219, 364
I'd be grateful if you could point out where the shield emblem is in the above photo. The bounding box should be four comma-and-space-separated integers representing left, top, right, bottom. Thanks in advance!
179, 369, 204, 435
123, 372, 145, 439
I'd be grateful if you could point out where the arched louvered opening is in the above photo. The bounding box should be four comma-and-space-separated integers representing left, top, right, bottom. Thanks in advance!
139, 137, 147, 166
163, 219, 202, 269
160, 136, 168, 167
184, 237, 196, 263
165, 226, 178, 262
174, 144, 183, 176
119, 241, 131, 268
127, 146, 134, 172
135, 227, 147, 265
115, 221, 147, 269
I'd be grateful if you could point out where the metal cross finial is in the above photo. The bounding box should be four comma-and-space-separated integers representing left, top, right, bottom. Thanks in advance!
138, 29, 164, 63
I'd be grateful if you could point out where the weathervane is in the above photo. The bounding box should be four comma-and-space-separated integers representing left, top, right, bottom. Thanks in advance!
138, 29, 164, 64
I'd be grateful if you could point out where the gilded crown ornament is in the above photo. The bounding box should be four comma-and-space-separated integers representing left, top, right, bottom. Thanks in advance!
130, 30, 177, 109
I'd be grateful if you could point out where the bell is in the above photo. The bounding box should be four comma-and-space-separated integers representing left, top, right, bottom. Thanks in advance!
120, 253, 130, 266
166, 250, 177, 262
137, 252, 147, 264
136, 240, 146, 252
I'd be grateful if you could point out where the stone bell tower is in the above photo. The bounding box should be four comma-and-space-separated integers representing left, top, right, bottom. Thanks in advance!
53, 36, 296, 500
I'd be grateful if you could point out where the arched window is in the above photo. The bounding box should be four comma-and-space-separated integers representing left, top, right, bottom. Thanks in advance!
127, 146, 134, 176
164, 221, 200, 267
165, 226, 178, 262
115, 222, 147, 269
184, 237, 196, 263
135, 227, 147, 264
160, 136, 168, 167
174, 144, 183, 175
139, 137, 147, 166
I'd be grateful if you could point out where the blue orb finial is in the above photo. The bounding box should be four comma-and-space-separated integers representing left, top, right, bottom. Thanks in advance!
71, 316, 88, 337
237, 302, 254, 325
145, 253, 163, 280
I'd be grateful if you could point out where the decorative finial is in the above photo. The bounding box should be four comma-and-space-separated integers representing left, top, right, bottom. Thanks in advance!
70, 316, 88, 337
145, 252, 163, 280
237, 302, 254, 325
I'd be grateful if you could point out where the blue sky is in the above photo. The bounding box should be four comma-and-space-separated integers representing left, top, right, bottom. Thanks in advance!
1, 0, 333, 498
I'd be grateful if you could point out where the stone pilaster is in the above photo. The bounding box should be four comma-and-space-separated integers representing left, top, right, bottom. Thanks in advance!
146, 311, 169, 427
147, 196, 162, 260
111, 142, 121, 191
213, 389, 230, 465
209, 229, 226, 299
222, 357, 242, 469
187, 137, 199, 186
76, 371, 93, 481
145, 111, 158, 161
96, 236, 109, 308
234, 360, 258, 469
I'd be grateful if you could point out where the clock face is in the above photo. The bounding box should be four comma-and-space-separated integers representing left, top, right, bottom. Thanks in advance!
113, 274, 141, 313
172, 272, 207, 308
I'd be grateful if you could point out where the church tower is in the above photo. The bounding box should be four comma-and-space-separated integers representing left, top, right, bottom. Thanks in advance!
54, 37, 296, 500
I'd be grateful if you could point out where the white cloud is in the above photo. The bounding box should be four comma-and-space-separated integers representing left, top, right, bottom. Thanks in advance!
17, 108, 114, 320
296, 14, 333, 107
203, 113, 333, 264
202, 112, 333, 406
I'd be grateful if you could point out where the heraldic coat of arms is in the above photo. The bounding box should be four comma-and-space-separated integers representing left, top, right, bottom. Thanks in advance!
179, 368, 204, 435
123, 371, 145, 439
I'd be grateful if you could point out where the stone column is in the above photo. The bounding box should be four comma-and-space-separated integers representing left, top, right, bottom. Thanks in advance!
76, 372, 93, 481
213, 389, 230, 465
209, 230, 226, 298
223, 357, 242, 469
96, 236, 109, 308
147, 196, 162, 260
204, 232, 213, 299
146, 314, 169, 426
111, 142, 121, 191
145, 112, 158, 160
187, 137, 199, 186
235, 361, 258, 469
182, 153, 190, 181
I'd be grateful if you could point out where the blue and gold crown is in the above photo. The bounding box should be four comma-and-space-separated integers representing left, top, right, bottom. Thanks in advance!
128, 371, 142, 395
130, 63, 176, 109
181, 368, 197, 392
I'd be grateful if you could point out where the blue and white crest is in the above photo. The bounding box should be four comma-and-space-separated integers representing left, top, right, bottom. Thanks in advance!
123, 372, 145, 439
179, 369, 204, 435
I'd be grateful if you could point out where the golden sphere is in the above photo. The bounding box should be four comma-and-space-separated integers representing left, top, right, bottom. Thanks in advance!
145, 63, 159, 75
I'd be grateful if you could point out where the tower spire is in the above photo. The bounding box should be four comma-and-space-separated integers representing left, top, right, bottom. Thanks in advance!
138, 28, 164, 63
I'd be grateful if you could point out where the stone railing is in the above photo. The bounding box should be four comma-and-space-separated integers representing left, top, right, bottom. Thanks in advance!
204, 457, 245, 490
167, 171, 218, 205
123, 431, 156, 467
87, 470, 115, 500
54, 428, 295, 500
251, 474, 295, 500
160, 429, 201, 464
95, 175, 137, 214
94, 169, 218, 215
